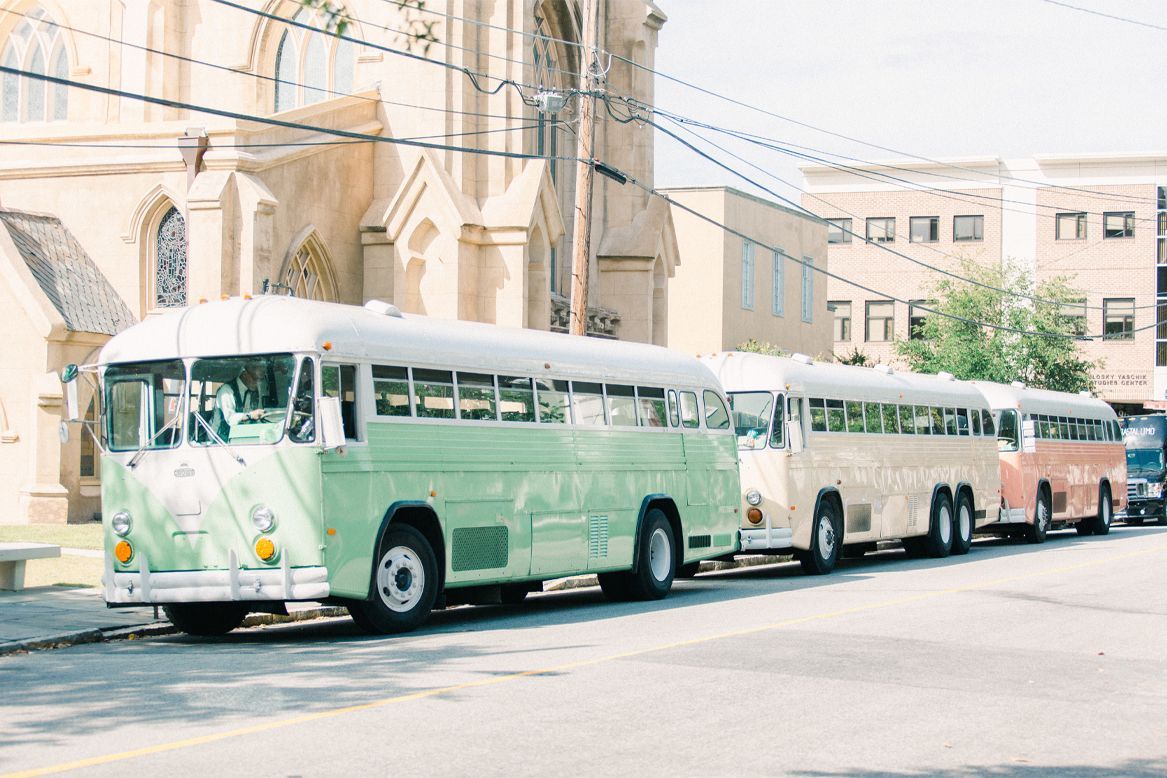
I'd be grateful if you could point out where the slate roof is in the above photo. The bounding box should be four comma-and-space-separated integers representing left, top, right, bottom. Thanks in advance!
0, 210, 136, 336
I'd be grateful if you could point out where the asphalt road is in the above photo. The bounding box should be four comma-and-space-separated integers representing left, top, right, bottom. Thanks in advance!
2, 525, 1166, 777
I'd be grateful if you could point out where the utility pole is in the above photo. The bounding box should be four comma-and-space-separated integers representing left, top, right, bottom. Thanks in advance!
569, 0, 602, 336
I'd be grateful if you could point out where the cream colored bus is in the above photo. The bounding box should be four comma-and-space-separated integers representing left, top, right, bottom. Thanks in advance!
705, 352, 1001, 575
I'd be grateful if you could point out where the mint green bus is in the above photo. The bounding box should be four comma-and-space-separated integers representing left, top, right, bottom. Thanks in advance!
71, 296, 741, 635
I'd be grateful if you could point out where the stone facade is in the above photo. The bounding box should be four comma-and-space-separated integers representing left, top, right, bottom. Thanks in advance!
802, 155, 1167, 408
0, 0, 677, 523
663, 187, 831, 359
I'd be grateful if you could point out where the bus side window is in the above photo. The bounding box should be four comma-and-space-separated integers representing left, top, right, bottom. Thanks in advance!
982, 409, 995, 437
372, 365, 411, 417
499, 376, 536, 422
703, 390, 730, 430
808, 398, 827, 432
572, 382, 607, 425
535, 379, 571, 423
881, 402, 899, 434
289, 358, 316, 443
769, 394, 786, 448
413, 369, 455, 419
607, 384, 638, 427
679, 391, 700, 429
322, 363, 359, 440
456, 372, 498, 421
667, 390, 681, 428
636, 387, 668, 428
971, 408, 982, 436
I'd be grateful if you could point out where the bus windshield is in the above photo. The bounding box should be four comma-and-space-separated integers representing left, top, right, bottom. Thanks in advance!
729, 391, 773, 450
996, 409, 1019, 452
189, 354, 297, 446
105, 360, 186, 452
1127, 448, 1165, 476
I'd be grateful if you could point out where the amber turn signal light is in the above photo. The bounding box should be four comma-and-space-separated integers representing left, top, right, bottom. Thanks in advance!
114, 540, 133, 563
255, 537, 276, 561
746, 508, 763, 525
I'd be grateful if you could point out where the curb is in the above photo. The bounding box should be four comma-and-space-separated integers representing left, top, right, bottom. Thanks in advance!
1, 556, 794, 655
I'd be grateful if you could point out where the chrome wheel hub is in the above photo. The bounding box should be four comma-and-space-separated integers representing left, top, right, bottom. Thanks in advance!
376, 545, 425, 613
648, 527, 671, 582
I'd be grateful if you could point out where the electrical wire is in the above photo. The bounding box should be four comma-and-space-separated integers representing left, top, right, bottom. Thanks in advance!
1041, 0, 1167, 33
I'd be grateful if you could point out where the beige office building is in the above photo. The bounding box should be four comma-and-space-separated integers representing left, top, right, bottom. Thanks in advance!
802, 155, 1167, 409
663, 186, 831, 359
0, 0, 677, 523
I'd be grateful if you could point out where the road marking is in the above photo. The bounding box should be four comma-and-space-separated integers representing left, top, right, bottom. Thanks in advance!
6, 541, 1163, 778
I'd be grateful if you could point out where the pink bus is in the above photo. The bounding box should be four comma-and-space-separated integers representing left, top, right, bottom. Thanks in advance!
973, 382, 1126, 542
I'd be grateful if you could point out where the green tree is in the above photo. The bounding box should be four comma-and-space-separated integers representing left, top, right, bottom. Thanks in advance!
836, 347, 871, 367
895, 260, 1097, 392
295, 0, 439, 52
737, 339, 789, 357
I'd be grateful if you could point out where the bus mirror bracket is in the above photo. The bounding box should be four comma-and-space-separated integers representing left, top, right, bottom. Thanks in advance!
787, 420, 803, 453
60, 364, 80, 422
319, 397, 346, 450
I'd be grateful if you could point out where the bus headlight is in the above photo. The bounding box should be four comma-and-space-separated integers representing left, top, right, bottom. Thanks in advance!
111, 511, 132, 537
251, 505, 276, 533
1149, 483, 1163, 498
745, 489, 763, 506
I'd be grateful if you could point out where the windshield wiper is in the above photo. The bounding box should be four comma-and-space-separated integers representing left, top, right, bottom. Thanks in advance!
191, 412, 246, 466
127, 413, 182, 469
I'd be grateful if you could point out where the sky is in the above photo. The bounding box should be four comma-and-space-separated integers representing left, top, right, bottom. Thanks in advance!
649, 0, 1167, 201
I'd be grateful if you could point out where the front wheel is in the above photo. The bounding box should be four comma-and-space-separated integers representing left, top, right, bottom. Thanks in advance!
163, 603, 248, 636
348, 524, 438, 635
1026, 490, 1050, 544
950, 492, 974, 556
1084, 484, 1112, 536
800, 500, 840, 575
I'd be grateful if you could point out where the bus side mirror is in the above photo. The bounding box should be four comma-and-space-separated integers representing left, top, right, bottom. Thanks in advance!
1021, 419, 1037, 453
60, 364, 79, 422
787, 420, 803, 453
319, 397, 346, 450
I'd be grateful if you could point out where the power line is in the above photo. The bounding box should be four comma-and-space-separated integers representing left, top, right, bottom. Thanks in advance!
642, 106, 1164, 314
1041, 0, 1167, 33
0, 63, 576, 163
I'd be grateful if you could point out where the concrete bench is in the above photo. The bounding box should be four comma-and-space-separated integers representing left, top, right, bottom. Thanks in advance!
0, 543, 61, 591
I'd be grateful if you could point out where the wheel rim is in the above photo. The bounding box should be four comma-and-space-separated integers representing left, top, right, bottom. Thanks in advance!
959, 504, 971, 541
1102, 496, 1111, 526
939, 504, 952, 545
1037, 499, 1049, 532
648, 527, 671, 582
817, 513, 836, 559
376, 545, 425, 613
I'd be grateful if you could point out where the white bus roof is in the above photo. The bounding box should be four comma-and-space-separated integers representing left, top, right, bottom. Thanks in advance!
99, 296, 723, 390
704, 352, 991, 408
970, 381, 1117, 421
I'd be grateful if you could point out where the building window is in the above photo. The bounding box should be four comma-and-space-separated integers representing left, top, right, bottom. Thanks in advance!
1, 6, 68, 122
1103, 298, 1135, 340
909, 216, 939, 243
1158, 299, 1167, 367
771, 249, 784, 317
801, 256, 814, 323
1061, 298, 1087, 336
741, 240, 755, 310
953, 215, 984, 242
866, 300, 894, 342
826, 218, 851, 244
1157, 210, 1166, 263
273, 8, 356, 113
866, 217, 895, 243
79, 396, 97, 478
908, 299, 931, 340
154, 207, 188, 308
1056, 212, 1087, 240
1103, 211, 1135, 239
829, 301, 851, 342
283, 234, 340, 302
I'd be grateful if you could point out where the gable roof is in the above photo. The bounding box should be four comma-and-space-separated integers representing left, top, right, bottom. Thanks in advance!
0, 210, 135, 336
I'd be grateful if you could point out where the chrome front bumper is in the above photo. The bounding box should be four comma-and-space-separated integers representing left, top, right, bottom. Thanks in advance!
104, 550, 330, 605
739, 523, 794, 552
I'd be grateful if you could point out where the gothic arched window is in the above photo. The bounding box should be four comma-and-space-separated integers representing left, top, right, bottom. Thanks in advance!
273, 8, 356, 113
1, 6, 68, 122
282, 234, 338, 302
154, 206, 188, 308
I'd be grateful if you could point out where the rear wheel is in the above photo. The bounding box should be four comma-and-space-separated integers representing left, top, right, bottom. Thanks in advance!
922, 490, 954, 558
163, 603, 248, 637
347, 524, 438, 635
1026, 489, 1050, 544
800, 499, 841, 575
950, 491, 974, 556
599, 509, 677, 601
1085, 484, 1112, 536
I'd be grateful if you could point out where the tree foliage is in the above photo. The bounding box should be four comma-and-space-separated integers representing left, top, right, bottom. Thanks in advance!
737, 339, 789, 357
836, 347, 871, 367
295, 0, 439, 53
895, 260, 1097, 393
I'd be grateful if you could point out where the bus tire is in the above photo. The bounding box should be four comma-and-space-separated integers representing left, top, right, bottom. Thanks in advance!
500, 583, 531, 605
1026, 489, 1050, 544
922, 490, 954, 558
950, 491, 974, 556
597, 572, 633, 601
163, 603, 248, 637
677, 561, 701, 579
1085, 484, 1113, 536
348, 524, 438, 635
800, 499, 840, 575
626, 509, 676, 600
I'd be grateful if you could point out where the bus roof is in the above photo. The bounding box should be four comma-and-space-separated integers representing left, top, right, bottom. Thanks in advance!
703, 352, 991, 408
970, 380, 1117, 421
99, 296, 723, 390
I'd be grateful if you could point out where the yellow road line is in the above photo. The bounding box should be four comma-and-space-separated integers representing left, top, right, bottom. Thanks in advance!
7, 542, 1163, 778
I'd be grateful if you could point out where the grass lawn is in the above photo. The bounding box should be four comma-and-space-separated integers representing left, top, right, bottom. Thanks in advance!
0, 522, 103, 550
0, 523, 104, 588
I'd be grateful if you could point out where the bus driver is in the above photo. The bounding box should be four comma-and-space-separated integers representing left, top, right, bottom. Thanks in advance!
213, 362, 266, 438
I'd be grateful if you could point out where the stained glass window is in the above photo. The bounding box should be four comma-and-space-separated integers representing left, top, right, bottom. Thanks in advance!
1, 7, 67, 123
155, 207, 188, 308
